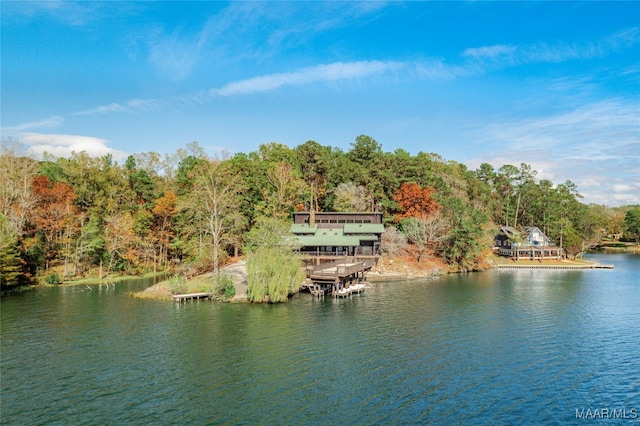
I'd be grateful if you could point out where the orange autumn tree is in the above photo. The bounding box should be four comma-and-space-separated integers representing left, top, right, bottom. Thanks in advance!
393, 182, 439, 220
152, 190, 177, 269
393, 182, 449, 264
30, 175, 80, 271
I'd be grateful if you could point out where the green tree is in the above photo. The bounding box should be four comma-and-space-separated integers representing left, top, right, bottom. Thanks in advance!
256, 142, 299, 165
495, 164, 519, 227
440, 198, 490, 271
174, 155, 207, 196
0, 215, 24, 290
124, 155, 157, 210
244, 217, 295, 253
295, 141, 331, 210
260, 160, 308, 218
624, 208, 640, 243
226, 152, 269, 226
347, 135, 388, 211
74, 212, 106, 276
348, 134, 383, 164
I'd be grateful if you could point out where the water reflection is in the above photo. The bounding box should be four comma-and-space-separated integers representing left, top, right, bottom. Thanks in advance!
1, 254, 638, 424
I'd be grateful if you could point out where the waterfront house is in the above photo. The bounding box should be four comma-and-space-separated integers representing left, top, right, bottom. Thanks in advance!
494, 226, 563, 260
290, 211, 384, 264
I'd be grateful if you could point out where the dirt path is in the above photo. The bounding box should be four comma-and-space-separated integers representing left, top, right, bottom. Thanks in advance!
219, 260, 248, 302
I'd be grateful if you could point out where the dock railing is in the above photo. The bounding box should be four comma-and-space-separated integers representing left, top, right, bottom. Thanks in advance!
306, 257, 375, 280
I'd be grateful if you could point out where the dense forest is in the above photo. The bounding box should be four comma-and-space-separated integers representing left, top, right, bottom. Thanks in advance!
1, 135, 639, 291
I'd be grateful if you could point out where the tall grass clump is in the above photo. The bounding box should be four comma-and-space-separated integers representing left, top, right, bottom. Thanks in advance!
167, 275, 188, 295
247, 247, 305, 303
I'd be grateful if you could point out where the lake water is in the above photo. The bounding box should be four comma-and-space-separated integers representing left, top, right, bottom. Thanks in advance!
2, 253, 639, 425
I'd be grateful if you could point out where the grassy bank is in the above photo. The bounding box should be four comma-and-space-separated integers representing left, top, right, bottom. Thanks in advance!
130, 275, 217, 301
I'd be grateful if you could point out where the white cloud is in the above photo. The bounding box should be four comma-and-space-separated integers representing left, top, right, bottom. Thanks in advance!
207, 61, 403, 98
74, 98, 161, 116
69, 25, 640, 115
145, 2, 392, 81
465, 99, 640, 206
412, 60, 474, 80
491, 99, 637, 152
461, 27, 639, 69
462, 44, 517, 59
16, 132, 127, 161
1, 117, 126, 160
2, 1, 137, 27
2, 116, 64, 132
148, 33, 205, 81
613, 184, 636, 193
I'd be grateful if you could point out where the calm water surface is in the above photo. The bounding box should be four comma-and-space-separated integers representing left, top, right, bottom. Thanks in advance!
2, 253, 639, 425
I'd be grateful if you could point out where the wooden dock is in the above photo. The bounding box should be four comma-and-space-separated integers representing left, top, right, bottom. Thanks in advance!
495, 263, 614, 270
172, 292, 213, 302
303, 257, 373, 298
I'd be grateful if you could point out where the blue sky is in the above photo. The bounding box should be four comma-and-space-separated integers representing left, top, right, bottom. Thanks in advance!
1, 1, 639, 206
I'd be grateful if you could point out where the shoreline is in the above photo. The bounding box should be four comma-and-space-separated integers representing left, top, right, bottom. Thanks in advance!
130, 254, 620, 302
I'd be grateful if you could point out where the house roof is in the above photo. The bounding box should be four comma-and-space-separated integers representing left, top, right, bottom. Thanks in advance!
290, 223, 383, 247
343, 223, 385, 234
496, 226, 551, 244
294, 211, 383, 216
498, 226, 519, 239
290, 224, 317, 234
524, 226, 543, 235
524, 226, 550, 243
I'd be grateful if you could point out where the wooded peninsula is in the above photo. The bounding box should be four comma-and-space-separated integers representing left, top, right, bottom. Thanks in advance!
2, 136, 639, 294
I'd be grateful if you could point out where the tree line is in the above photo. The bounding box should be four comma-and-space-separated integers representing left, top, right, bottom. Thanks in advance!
1, 136, 638, 291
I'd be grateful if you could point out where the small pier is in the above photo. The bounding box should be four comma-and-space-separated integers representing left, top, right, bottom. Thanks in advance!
172, 292, 213, 302
495, 263, 614, 270
303, 257, 374, 298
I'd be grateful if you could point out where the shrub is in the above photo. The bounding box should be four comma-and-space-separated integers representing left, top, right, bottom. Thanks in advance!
45, 272, 61, 285
215, 275, 235, 301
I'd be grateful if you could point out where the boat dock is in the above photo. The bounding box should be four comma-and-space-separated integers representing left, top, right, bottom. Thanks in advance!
303, 258, 374, 298
172, 292, 213, 302
495, 263, 614, 270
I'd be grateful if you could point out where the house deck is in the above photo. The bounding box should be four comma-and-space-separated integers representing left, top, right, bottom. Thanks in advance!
303, 258, 373, 298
